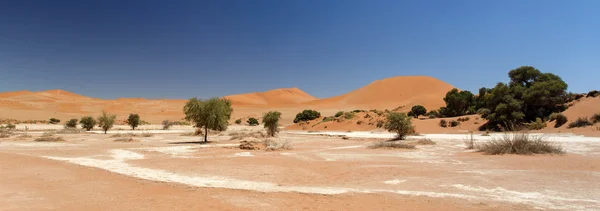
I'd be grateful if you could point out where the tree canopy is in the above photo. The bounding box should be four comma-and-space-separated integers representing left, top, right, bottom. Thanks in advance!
127, 114, 140, 130
183, 97, 233, 142
409, 105, 427, 118
262, 111, 282, 137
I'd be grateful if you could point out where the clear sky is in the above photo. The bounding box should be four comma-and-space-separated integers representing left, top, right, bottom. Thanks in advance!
1, 0, 598, 99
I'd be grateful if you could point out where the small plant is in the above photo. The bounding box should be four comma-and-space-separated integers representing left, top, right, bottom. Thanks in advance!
334, 111, 344, 117
343, 112, 355, 120
525, 118, 546, 130
141, 132, 153, 137
49, 118, 61, 124
592, 113, 600, 123
80, 116, 97, 131
0, 127, 13, 138
439, 119, 447, 127
234, 119, 242, 124
34, 136, 65, 142
247, 117, 259, 126
549, 113, 568, 128
410, 105, 427, 118
464, 132, 475, 149
587, 90, 599, 98
56, 128, 82, 134
376, 120, 384, 128
364, 113, 371, 118
162, 120, 173, 130
368, 141, 416, 149
97, 111, 117, 134
65, 119, 78, 128
384, 112, 414, 140
415, 138, 436, 145
567, 117, 593, 128
264, 139, 292, 151
449, 120, 460, 127
114, 138, 137, 142
322, 116, 334, 122
477, 133, 564, 155
457, 117, 470, 122
293, 110, 321, 123
262, 111, 281, 137
127, 114, 141, 130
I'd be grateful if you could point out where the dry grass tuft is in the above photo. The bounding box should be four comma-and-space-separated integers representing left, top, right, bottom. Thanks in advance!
415, 138, 436, 145
41, 132, 56, 137
368, 141, 416, 149
114, 138, 139, 142
477, 133, 564, 155
15, 134, 33, 139
229, 131, 266, 140
34, 136, 65, 142
264, 139, 292, 151
110, 133, 137, 138
140, 132, 153, 137
56, 128, 83, 134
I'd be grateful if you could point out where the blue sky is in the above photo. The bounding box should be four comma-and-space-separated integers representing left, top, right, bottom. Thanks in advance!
1, 0, 598, 99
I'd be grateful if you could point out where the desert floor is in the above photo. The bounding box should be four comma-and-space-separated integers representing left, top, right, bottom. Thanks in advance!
1, 125, 599, 211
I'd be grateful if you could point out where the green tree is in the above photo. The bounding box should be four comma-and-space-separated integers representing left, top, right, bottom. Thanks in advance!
293, 110, 321, 123
97, 111, 117, 134
262, 111, 281, 137
127, 114, 140, 130
80, 116, 96, 131
384, 112, 414, 140
49, 118, 61, 124
183, 97, 233, 142
410, 105, 427, 118
247, 118, 259, 126
440, 88, 475, 117
65, 119, 78, 128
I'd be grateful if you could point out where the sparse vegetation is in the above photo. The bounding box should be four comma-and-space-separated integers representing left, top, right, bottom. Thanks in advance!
0, 126, 13, 138
457, 117, 470, 122
376, 120, 384, 128
525, 118, 547, 130
141, 132, 153, 137
368, 141, 416, 149
235, 119, 242, 124
49, 118, 61, 124
439, 119, 447, 127
322, 116, 334, 122
334, 111, 344, 117
449, 120, 459, 127
587, 90, 599, 98
356, 120, 363, 125
415, 138, 436, 145
410, 105, 427, 118
264, 139, 292, 151
34, 136, 65, 142
567, 117, 593, 128
183, 97, 233, 142
477, 133, 564, 155
127, 114, 141, 130
262, 111, 281, 137
114, 137, 137, 142
65, 119, 78, 128
97, 111, 117, 134
549, 113, 568, 128
592, 113, 600, 123
80, 116, 96, 131
56, 128, 82, 134
293, 110, 321, 123
384, 112, 414, 140
247, 118, 259, 126
162, 120, 173, 130
343, 112, 355, 120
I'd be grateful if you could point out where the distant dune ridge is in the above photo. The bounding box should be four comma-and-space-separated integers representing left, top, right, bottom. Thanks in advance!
224, 87, 318, 106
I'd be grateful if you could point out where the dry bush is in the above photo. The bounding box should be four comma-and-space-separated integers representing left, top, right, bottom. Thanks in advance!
464, 132, 476, 149
0, 127, 13, 138
16, 134, 33, 139
525, 118, 546, 130
230, 131, 266, 140
368, 141, 416, 149
56, 128, 83, 134
477, 133, 564, 155
114, 138, 138, 142
415, 138, 436, 145
141, 132, 153, 137
41, 132, 56, 137
264, 139, 292, 151
567, 117, 593, 128
34, 136, 65, 142
110, 133, 137, 138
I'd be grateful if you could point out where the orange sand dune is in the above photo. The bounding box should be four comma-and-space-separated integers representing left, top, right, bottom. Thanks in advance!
225, 87, 318, 106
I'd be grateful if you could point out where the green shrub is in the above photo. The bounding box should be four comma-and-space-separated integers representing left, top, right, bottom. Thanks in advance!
587, 90, 599, 98
425, 110, 440, 118
49, 118, 60, 124
334, 111, 344, 117
477, 133, 564, 155
234, 119, 242, 124
322, 116, 334, 122
549, 113, 568, 128
80, 116, 96, 131
439, 119, 447, 127
450, 120, 460, 127
97, 111, 117, 134
262, 111, 282, 137
247, 117, 259, 126
5, 123, 16, 130
127, 114, 141, 130
410, 105, 427, 118
343, 112, 355, 120
457, 117, 470, 122
293, 110, 321, 123
568, 117, 593, 128
352, 109, 365, 113
525, 118, 546, 130
384, 112, 414, 140
34, 136, 65, 142
65, 119, 78, 128
592, 113, 600, 123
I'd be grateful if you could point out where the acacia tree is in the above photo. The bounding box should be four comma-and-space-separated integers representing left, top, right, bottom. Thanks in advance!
183, 97, 233, 142
127, 113, 140, 130
80, 116, 96, 131
410, 105, 427, 118
384, 112, 414, 140
262, 111, 281, 137
97, 111, 117, 134
440, 88, 475, 117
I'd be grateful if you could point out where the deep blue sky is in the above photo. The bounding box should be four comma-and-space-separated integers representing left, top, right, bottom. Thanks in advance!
1, 0, 598, 99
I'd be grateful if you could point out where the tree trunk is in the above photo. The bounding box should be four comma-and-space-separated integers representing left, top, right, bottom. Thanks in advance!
104, 129, 107, 134
204, 127, 208, 142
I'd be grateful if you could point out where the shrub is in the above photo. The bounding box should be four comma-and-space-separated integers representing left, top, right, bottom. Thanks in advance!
592, 113, 600, 123
343, 112, 355, 120
356, 120, 363, 125
0, 126, 13, 138
49, 118, 60, 124
293, 110, 321, 123
322, 116, 334, 122
364, 113, 371, 118
334, 111, 344, 117
262, 111, 281, 137
426, 110, 440, 118
587, 90, 599, 98
415, 138, 436, 145
127, 114, 141, 130
141, 132, 153, 137
376, 120, 384, 128
549, 113, 568, 128
5, 123, 16, 130
264, 139, 292, 151
457, 117, 470, 122
384, 112, 414, 140
567, 117, 593, 128
114, 138, 137, 142
368, 141, 416, 149
526, 118, 546, 130
80, 116, 96, 131
449, 120, 460, 127
162, 120, 173, 130
247, 118, 259, 126
352, 109, 365, 113
65, 119, 78, 128
34, 136, 65, 142
439, 119, 447, 127
234, 119, 242, 124
410, 105, 427, 118
56, 128, 82, 134
477, 133, 564, 155
97, 111, 117, 134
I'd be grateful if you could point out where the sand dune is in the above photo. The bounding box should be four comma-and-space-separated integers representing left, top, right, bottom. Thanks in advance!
225, 87, 318, 106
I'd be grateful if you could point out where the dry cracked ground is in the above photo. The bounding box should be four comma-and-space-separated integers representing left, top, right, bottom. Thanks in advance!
1, 125, 599, 211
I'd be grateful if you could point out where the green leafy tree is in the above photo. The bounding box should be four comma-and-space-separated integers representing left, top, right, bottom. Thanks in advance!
97, 111, 117, 134
384, 112, 414, 140
80, 116, 96, 131
262, 111, 282, 137
440, 88, 475, 117
183, 97, 233, 142
127, 114, 140, 130
247, 118, 259, 126
65, 119, 78, 128
410, 105, 427, 118
49, 118, 61, 124
293, 110, 321, 123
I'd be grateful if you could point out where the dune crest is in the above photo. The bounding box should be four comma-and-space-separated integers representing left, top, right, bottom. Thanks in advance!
225, 87, 318, 106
